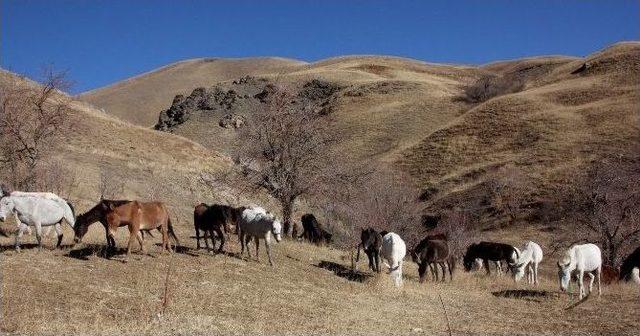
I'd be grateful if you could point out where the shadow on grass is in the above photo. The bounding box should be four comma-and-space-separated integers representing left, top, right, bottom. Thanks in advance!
492, 289, 558, 302
316, 260, 372, 283
0, 243, 77, 253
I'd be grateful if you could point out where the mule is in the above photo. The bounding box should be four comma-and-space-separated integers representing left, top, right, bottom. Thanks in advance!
463, 242, 519, 275
557, 243, 602, 299
237, 207, 282, 266
74, 200, 178, 260
356, 228, 383, 273
0, 194, 75, 250
380, 232, 406, 286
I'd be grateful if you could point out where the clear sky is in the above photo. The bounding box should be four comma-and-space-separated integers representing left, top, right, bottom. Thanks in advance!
2, 0, 638, 94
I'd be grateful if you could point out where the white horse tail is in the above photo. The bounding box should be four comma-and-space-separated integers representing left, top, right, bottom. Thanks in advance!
60, 199, 76, 227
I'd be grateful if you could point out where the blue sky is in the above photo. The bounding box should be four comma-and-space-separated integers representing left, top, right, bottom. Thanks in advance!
2, 0, 638, 94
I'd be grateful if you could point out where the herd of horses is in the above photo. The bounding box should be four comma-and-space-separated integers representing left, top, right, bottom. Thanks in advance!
0, 190, 639, 298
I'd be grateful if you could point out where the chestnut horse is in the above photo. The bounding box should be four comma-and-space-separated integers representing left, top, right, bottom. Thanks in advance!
74, 199, 179, 260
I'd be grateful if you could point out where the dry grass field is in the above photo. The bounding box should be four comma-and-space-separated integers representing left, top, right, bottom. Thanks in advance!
1, 224, 638, 336
1, 42, 639, 335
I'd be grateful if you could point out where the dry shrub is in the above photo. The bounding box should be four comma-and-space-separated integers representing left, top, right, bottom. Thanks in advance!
462, 74, 525, 103
485, 165, 532, 226
323, 168, 423, 248
556, 152, 640, 266
0, 67, 72, 191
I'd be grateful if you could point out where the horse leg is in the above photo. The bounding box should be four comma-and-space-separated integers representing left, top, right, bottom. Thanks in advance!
577, 270, 585, 299
135, 230, 146, 255
239, 231, 245, 256
195, 226, 201, 250
367, 251, 375, 271
597, 267, 602, 297
533, 263, 539, 286
34, 222, 43, 250
265, 238, 275, 267
203, 229, 212, 253
255, 237, 260, 262
14, 223, 28, 251
483, 259, 491, 275
215, 226, 225, 253
245, 236, 253, 258
54, 223, 64, 248
125, 226, 139, 262
587, 272, 595, 296
375, 251, 381, 274
418, 261, 428, 283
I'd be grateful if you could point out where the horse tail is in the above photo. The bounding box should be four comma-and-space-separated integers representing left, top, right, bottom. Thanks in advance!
167, 217, 180, 246
61, 199, 76, 228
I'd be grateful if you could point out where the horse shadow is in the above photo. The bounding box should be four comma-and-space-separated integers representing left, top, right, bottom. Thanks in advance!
66, 244, 127, 261
492, 289, 557, 302
316, 260, 372, 283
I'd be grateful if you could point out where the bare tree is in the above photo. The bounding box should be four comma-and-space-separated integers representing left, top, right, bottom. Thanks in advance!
485, 165, 531, 226
330, 168, 423, 247
437, 209, 475, 257
0, 67, 72, 191
564, 155, 640, 266
235, 83, 338, 236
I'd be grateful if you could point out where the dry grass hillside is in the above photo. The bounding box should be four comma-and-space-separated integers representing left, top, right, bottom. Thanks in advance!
78, 57, 308, 126
0, 69, 240, 221
81, 42, 640, 225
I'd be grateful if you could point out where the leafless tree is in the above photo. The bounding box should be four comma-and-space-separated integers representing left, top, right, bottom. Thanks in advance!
329, 168, 423, 247
437, 209, 476, 257
462, 74, 525, 103
563, 154, 640, 266
234, 83, 339, 236
0, 67, 72, 191
485, 165, 532, 226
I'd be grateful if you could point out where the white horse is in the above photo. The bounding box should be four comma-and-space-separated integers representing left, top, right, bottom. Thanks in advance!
238, 206, 282, 266
511, 241, 543, 285
0, 195, 75, 250
8, 191, 68, 237
380, 232, 406, 287
632, 268, 640, 285
557, 243, 602, 299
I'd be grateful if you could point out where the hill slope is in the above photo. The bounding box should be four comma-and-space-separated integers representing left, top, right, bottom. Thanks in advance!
0, 69, 238, 221
81, 42, 640, 224
78, 57, 307, 126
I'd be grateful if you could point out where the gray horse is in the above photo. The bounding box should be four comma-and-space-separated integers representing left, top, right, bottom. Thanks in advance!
238, 206, 282, 266
0, 194, 75, 250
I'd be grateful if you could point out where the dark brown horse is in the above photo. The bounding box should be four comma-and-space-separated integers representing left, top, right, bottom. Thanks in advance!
411, 239, 455, 282
193, 203, 243, 253
74, 199, 179, 260
356, 228, 383, 273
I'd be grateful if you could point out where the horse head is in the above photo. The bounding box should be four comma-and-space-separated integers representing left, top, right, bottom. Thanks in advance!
0, 196, 15, 222
271, 218, 282, 242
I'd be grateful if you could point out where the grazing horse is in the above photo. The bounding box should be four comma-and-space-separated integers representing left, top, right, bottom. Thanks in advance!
0, 194, 75, 250
73, 200, 179, 260
411, 239, 455, 283
510, 241, 543, 285
557, 243, 602, 299
380, 232, 407, 287
463, 242, 519, 275
238, 207, 282, 266
619, 246, 640, 282
193, 203, 242, 253
298, 213, 332, 245
356, 228, 383, 273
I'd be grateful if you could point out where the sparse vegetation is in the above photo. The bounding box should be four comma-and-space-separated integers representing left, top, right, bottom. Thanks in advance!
461, 74, 525, 103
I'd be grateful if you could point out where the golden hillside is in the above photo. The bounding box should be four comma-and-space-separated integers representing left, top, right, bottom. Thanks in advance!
80, 42, 640, 221
0, 69, 235, 220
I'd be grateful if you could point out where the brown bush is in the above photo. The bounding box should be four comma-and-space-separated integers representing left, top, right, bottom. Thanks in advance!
462, 74, 525, 103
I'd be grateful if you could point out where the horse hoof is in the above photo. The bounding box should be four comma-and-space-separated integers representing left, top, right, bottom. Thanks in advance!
14, 246, 21, 252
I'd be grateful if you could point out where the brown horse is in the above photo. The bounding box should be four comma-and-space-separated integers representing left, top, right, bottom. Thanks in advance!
74, 199, 179, 260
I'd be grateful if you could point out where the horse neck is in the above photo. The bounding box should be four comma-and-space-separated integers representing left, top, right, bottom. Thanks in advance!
78, 205, 105, 227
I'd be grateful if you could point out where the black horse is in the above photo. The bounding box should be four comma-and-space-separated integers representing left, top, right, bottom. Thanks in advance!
463, 241, 520, 275
356, 228, 383, 273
